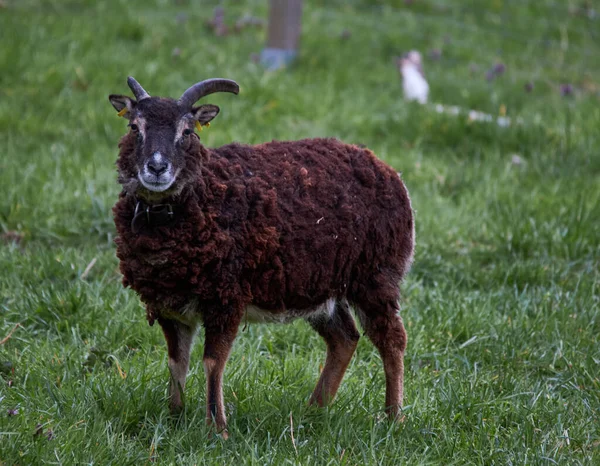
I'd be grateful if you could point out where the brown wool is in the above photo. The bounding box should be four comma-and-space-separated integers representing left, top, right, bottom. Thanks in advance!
113, 137, 414, 325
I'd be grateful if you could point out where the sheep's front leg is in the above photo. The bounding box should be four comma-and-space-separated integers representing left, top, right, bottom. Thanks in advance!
158, 317, 197, 412
202, 310, 242, 438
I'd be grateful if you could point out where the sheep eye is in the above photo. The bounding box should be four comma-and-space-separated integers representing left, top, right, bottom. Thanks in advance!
183, 128, 192, 136
129, 124, 139, 132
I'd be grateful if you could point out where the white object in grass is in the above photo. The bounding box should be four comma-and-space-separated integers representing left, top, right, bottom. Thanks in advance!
398, 51, 429, 104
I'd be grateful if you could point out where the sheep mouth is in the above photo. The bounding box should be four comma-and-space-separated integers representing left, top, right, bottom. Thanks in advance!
138, 171, 178, 192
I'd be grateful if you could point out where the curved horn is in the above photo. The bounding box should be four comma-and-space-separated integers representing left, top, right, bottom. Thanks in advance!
127, 76, 150, 101
178, 79, 239, 109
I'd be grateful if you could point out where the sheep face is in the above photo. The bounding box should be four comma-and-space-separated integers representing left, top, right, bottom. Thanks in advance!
109, 96, 220, 194
109, 77, 239, 196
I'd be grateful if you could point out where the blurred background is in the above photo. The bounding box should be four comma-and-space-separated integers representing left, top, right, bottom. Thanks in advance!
1, 0, 599, 241
1, 1, 599, 464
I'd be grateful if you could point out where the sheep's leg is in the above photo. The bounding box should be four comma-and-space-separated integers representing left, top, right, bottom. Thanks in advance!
308, 300, 360, 406
356, 300, 407, 419
202, 310, 242, 438
158, 317, 197, 412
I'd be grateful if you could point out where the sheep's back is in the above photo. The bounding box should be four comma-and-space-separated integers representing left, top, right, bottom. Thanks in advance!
209, 138, 414, 309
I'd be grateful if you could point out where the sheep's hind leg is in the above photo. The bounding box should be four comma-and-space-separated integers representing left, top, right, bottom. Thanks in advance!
355, 298, 407, 419
202, 309, 242, 438
157, 317, 197, 413
308, 300, 360, 406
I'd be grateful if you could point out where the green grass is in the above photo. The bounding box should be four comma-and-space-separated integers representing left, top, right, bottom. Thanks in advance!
1, 0, 599, 464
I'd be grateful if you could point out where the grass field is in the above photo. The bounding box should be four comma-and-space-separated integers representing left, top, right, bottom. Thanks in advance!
1, 0, 599, 464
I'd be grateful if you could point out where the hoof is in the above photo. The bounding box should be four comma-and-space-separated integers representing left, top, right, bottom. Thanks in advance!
207, 427, 229, 440
206, 418, 229, 440
169, 403, 184, 416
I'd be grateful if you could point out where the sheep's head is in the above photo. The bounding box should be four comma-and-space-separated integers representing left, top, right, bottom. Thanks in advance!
109, 77, 239, 195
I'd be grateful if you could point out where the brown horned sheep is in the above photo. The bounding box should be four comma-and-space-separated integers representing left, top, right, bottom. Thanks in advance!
108, 77, 415, 436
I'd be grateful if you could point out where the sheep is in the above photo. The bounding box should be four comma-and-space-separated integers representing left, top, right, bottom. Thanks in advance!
108, 77, 415, 435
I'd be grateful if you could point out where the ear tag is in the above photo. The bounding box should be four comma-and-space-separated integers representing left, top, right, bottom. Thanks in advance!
205, 122, 211, 128
117, 108, 128, 117
195, 121, 203, 132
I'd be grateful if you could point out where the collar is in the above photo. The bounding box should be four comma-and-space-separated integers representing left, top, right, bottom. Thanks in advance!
131, 199, 182, 233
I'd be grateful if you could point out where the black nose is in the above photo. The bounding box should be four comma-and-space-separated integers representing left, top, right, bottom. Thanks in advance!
147, 158, 169, 176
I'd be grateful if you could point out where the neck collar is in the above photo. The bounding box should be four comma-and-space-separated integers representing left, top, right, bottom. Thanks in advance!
131, 199, 181, 233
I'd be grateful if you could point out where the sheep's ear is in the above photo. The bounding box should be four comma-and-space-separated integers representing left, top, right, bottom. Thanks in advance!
191, 104, 220, 125
109, 94, 136, 119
